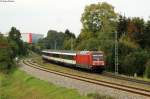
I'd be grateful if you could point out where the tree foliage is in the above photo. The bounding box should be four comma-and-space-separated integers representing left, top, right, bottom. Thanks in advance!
37, 29, 76, 50
64, 29, 75, 39
81, 2, 117, 34
46, 30, 66, 49
76, 2, 118, 71
116, 16, 150, 76
76, 2, 150, 77
0, 35, 12, 73
8, 27, 28, 57
145, 60, 150, 78
63, 29, 76, 50
143, 21, 150, 48
121, 49, 150, 76
0, 27, 29, 73
117, 15, 128, 38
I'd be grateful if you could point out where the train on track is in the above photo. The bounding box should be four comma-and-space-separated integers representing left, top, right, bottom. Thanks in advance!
42, 50, 105, 71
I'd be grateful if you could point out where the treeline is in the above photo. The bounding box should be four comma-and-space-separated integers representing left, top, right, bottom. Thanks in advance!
36, 29, 76, 51
36, 2, 150, 78
77, 2, 150, 78
0, 27, 28, 73
117, 16, 150, 77
78, 2, 150, 78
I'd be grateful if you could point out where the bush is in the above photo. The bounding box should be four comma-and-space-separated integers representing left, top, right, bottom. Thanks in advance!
121, 49, 150, 76
0, 48, 12, 73
145, 60, 150, 78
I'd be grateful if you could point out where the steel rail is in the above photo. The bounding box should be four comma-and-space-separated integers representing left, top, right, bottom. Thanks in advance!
21, 60, 150, 97
102, 72, 150, 86
27, 59, 150, 92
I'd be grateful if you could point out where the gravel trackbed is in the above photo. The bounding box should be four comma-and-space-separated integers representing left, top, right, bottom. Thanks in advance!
19, 61, 150, 99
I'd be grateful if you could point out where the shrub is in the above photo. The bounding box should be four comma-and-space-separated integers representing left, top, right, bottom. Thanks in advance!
121, 49, 150, 76
0, 48, 12, 73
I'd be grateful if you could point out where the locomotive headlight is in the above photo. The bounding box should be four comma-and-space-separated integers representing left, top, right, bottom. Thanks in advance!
93, 61, 104, 65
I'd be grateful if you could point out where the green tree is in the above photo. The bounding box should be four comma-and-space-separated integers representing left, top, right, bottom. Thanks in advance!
76, 2, 118, 71
9, 39, 19, 58
63, 38, 76, 50
143, 21, 150, 48
0, 35, 12, 73
127, 17, 145, 47
8, 27, 28, 56
118, 35, 138, 73
8, 27, 21, 42
63, 29, 76, 50
121, 49, 150, 76
81, 2, 117, 35
36, 38, 47, 50
77, 2, 118, 52
64, 29, 75, 39
145, 60, 150, 78
45, 30, 65, 49
76, 38, 99, 51
117, 15, 128, 38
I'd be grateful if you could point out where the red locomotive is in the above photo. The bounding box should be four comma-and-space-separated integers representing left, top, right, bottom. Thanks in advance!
42, 50, 105, 71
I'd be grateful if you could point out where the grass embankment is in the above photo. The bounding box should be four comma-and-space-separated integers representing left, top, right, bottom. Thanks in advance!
32, 55, 150, 91
0, 69, 89, 99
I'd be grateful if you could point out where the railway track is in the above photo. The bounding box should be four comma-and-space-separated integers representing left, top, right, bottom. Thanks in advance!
30, 58, 150, 86
21, 59, 150, 97
102, 72, 150, 86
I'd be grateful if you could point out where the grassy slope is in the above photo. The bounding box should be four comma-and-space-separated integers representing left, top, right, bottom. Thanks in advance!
0, 69, 89, 99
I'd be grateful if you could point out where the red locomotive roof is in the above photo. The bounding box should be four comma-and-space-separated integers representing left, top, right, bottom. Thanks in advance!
77, 51, 90, 54
77, 51, 103, 55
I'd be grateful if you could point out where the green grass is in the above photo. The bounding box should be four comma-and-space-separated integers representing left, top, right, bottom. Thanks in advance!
0, 51, 114, 99
87, 93, 114, 99
0, 69, 89, 99
0, 68, 114, 99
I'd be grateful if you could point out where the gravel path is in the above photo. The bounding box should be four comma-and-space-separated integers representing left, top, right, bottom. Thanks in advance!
19, 62, 150, 99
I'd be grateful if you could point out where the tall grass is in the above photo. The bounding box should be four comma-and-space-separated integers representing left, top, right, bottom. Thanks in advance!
0, 69, 88, 99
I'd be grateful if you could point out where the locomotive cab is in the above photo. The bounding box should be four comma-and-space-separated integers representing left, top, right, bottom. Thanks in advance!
91, 52, 105, 70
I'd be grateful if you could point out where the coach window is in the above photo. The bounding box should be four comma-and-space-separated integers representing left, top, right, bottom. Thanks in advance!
62, 55, 66, 59
63, 55, 73, 60
68, 55, 73, 60
47, 53, 49, 56
48, 53, 52, 57
43, 53, 49, 56
53, 54, 59, 58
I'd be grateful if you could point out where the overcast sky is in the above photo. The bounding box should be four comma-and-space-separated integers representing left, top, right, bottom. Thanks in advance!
0, 0, 150, 36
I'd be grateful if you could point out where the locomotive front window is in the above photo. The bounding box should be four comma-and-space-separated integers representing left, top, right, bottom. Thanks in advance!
92, 54, 103, 61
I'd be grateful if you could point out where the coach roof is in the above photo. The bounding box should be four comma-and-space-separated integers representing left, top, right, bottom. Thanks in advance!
42, 50, 76, 56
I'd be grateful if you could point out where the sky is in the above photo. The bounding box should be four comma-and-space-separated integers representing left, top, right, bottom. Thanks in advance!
0, 0, 150, 36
